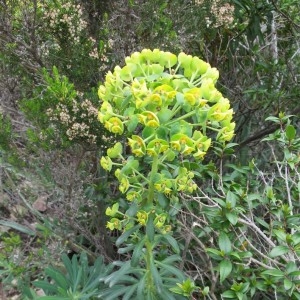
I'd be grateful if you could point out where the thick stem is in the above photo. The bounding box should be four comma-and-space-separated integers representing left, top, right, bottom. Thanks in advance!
147, 154, 159, 205
145, 238, 155, 295
143, 155, 159, 296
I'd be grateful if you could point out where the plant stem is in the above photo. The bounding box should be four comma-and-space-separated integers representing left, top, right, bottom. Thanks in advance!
165, 109, 197, 126
140, 156, 160, 296
145, 238, 155, 295
147, 154, 159, 205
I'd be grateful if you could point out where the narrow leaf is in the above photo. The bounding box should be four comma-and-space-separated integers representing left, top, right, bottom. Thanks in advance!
104, 262, 131, 286
161, 254, 182, 265
123, 283, 139, 300
44, 268, 69, 290
118, 244, 136, 254
116, 224, 141, 247
155, 261, 185, 281
150, 259, 163, 292
159, 288, 178, 300
136, 275, 146, 299
99, 285, 130, 300
33, 281, 58, 293
0, 220, 35, 236
162, 234, 180, 254
36, 297, 70, 300
131, 238, 145, 267
61, 254, 74, 283
146, 215, 154, 242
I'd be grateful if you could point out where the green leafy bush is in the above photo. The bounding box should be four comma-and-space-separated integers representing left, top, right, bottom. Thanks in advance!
180, 113, 300, 298
21, 66, 113, 150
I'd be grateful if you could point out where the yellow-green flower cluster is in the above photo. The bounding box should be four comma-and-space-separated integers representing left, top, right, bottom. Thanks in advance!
154, 213, 171, 234
98, 49, 234, 159
153, 167, 197, 196
98, 49, 235, 232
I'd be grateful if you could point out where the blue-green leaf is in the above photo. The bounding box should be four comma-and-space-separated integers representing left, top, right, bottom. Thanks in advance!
161, 234, 180, 254
146, 215, 154, 242
44, 268, 68, 290
131, 238, 145, 267
36, 297, 69, 300
0, 220, 35, 236
33, 281, 58, 293
157, 108, 172, 123
116, 224, 141, 247
155, 260, 185, 281
150, 259, 163, 292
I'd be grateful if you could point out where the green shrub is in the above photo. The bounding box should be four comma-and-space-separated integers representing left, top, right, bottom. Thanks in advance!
180, 113, 300, 298
21, 66, 113, 150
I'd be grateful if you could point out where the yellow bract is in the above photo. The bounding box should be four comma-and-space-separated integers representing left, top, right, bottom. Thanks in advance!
138, 111, 160, 128
97, 49, 235, 233
104, 117, 124, 134
137, 211, 148, 226
128, 135, 146, 157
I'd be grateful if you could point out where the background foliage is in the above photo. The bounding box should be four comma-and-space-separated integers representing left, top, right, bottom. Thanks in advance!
0, 0, 299, 299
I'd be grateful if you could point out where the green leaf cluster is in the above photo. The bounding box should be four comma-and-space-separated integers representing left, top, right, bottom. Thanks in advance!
32, 252, 112, 299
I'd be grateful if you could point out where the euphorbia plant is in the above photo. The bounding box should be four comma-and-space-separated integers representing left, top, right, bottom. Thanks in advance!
98, 49, 235, 299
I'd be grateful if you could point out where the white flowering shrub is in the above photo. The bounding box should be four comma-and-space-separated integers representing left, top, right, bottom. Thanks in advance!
42, 2, 87, 44
38, 0, 112, 88
194, 0, 235, 28
22, 67, 114, 149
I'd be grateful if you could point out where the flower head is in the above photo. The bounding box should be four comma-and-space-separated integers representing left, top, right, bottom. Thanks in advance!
138, 111, 160, 128
128, 135, 146, 157
136, 210, 148, 226
104, 117, 124, 134
100, 156, 112, 171
146, 138, 169, 156
126, 190, 142, 202
154, 213, 168, 228
119, 177, 130, 193
106, 218, 122, 230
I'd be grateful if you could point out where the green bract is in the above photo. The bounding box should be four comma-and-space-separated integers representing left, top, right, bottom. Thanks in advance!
98, 49, 235, 232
